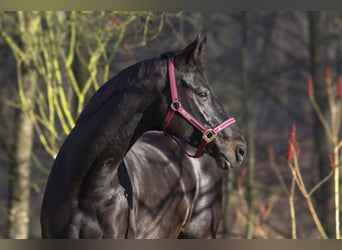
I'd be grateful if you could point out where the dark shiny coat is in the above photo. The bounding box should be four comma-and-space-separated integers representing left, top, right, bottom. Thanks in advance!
120, 131, 223, 238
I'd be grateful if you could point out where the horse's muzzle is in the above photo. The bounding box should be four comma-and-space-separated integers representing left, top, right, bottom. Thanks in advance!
212, 134, 247, 169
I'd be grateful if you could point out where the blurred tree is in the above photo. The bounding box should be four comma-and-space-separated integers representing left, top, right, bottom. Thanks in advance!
240, 12, 255, 238
307, 11, 334, 237
1, 11, 40, 239
241, 12, 278, 239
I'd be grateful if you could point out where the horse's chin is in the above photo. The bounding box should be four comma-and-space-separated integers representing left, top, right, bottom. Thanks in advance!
215, 153, 233, 170
223, 160, 232, 170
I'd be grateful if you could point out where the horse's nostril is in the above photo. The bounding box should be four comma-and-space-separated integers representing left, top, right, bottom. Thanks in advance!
236, 144, 247, 162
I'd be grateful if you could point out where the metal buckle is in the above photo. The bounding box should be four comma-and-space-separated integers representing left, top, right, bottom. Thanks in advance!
171, 101, 181, 111
202, 129, 217, 143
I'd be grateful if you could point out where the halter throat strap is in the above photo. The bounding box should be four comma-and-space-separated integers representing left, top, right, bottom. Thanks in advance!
162, 57, 236, 158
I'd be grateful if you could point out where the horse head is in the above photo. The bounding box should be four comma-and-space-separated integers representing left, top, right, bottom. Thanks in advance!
160, 34, 247, 169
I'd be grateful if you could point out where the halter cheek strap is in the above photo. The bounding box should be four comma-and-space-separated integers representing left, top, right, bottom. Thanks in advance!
162, 57, 236, 158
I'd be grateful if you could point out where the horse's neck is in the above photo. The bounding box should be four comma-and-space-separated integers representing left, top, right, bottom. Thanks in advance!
51, 81, 164, 196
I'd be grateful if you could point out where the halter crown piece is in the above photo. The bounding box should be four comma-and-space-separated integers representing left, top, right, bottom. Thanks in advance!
162, 57, 236, 158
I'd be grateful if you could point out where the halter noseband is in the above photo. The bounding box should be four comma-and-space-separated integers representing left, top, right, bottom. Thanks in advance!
162, 57, 236, 158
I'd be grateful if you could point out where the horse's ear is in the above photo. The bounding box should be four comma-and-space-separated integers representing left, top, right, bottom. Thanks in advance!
177, 34, 207, 66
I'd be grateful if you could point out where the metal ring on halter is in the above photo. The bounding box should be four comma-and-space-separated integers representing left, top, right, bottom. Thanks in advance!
171, 101, 181, 111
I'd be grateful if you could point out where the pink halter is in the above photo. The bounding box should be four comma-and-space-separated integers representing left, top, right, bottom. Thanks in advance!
162, 57, 236, 158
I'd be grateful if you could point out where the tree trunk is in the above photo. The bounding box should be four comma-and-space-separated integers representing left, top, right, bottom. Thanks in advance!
307, 11, 334, 237
7, 62, 37, 239
5, 11, 40, 239
220, 170, 235, 237
241, 12, 256, 239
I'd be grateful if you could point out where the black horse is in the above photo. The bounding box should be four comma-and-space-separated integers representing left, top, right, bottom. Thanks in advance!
40, 35, 247, 238
119, 131, 224, 239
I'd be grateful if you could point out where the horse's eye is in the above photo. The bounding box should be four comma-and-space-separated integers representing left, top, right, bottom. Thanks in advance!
196, 87, 208, 100
198, 92, 207, 98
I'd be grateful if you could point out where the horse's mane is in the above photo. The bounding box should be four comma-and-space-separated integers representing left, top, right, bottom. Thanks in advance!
76, 50, 205, 124
76, 56, 162, 123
